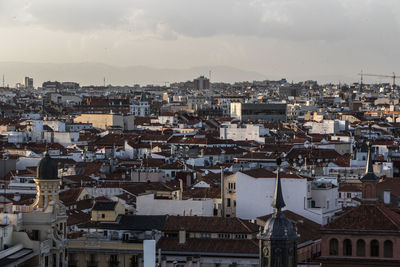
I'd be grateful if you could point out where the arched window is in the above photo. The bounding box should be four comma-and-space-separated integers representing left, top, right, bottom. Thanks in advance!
329, 238, 338, 256
370, 240, 379, 257
356, 239, 366, 256
343, 239, 352, 256
384, 240, 393, 258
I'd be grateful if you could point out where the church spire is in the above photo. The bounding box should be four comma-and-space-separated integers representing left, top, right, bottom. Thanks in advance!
365, 141, 374, 174
360, 141, 378, 182
272, 158, 285, 211
258, 157, 298, 267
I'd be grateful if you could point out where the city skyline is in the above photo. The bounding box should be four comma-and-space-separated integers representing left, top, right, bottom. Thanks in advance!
0, 0, 400, 85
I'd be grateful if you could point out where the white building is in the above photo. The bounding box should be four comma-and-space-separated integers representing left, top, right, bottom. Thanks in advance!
130, 93, 150, 116
136, 193, 214, 216
220, 122, 269, 143
305, 120, 342, 135
235, 169, 340, 225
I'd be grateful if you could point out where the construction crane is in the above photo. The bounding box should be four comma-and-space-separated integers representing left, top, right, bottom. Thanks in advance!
358, 70, 397, 92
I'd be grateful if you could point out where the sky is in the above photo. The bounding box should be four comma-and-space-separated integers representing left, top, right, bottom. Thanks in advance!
0, 0, 400, 84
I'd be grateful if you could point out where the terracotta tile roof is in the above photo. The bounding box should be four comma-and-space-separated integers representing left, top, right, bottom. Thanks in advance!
332, 154, 351, 167
157, 237, 258, 255
74, 162, 102, 176
241, 168, 309, 179
183, 187, 221, 199
339, 183, 362, 192
286, 148, 340, 161
377, 178, 400, 198
67, 210, 91, 226
59, 188, 84, 206
163, 216, 259, 234
323, 203, 400, 231
122, 182, 178, 195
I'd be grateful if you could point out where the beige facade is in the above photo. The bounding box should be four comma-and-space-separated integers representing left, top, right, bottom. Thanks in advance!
0, 170, 68, 267
74, 113, 124, 130
68, 238, 143, 267
91, 201, 126, 222
223, 173, 237, 217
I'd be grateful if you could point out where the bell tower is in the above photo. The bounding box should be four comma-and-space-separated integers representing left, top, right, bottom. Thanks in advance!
31, 153, 61, 210
258, 158, 298, 267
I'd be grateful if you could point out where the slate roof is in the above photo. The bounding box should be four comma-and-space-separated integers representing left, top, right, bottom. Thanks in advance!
257, 210, 321, 244
80, 215, 167, 231
92, 201, 117, 211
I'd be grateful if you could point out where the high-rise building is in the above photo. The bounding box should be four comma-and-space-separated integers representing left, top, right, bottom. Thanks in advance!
24, 76, 33, 89
194, 76, 210, 90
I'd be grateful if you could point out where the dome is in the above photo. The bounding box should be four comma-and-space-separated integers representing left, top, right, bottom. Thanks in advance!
37, 153, 59, 180
262, 212, 298, 240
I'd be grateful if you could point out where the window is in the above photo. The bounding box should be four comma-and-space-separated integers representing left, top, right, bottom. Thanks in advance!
31, 230, 39, 241
343, 239, 352, 256
347, 193, 352, 198
356, 239, 365, 256
234, 234, 247, 239
384, 240, 393, 258
329, 238, 338, 256
200, 233, 211, 238
227, 198, 231, 207
370, 240, 379, 257
228, 182, 236, 190
218, 233, 230, 239
110, 254, 119, 263
101, 214, 105, 218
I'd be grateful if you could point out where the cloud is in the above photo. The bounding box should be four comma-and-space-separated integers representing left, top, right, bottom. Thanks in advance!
0, 0, 399, 43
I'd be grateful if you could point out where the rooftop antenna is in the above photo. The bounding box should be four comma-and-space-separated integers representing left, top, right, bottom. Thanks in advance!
103, 77, 106, 87
2, 74, 4, 87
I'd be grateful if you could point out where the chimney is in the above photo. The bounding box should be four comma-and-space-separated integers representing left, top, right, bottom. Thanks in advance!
220, 166, 225, 217
178, 228, 186, 245
178, 179, 183, 200
384, 190, 391, 204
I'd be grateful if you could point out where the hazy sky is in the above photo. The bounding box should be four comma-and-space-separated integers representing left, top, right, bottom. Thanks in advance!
0, 0, 400, 83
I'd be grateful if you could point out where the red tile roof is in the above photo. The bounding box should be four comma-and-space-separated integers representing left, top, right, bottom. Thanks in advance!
323, 203, 400, 231
157, 238, 258, 255
241, 168, 309, 179
163, 216, 259, 234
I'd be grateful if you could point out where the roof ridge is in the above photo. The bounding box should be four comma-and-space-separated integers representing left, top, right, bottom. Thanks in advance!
236, 217, 253, 233
376, 204, 400, 229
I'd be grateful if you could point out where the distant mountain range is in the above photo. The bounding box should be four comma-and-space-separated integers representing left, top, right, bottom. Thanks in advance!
0, 62, 268, 87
